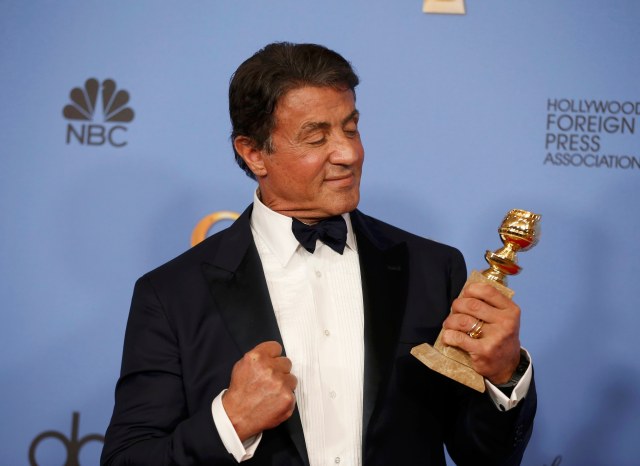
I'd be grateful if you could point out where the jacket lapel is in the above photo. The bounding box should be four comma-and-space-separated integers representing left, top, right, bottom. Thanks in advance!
204, 239, 283, 353
201, 205, 310, 466
351, 211, 409, 446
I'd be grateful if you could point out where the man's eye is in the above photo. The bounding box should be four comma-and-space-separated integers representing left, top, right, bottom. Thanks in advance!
309, 137, 326, 145
344, 128, 359, 138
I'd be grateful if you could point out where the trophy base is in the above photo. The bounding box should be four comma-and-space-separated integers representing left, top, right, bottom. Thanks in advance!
411, 342, 485, 392
410, 270, 516, 393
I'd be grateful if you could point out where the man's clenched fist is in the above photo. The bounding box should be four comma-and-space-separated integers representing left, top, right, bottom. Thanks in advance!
223, 341, 297, 441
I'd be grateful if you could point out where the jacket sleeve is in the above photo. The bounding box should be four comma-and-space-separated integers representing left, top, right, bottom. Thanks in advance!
443, 248, 538, 466
101, 275, 237, 466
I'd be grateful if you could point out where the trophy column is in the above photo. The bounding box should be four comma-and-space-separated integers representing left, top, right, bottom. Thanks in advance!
411, 209, 541, 392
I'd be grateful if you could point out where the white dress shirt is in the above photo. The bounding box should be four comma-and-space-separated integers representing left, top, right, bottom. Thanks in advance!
211, 192, 533, 464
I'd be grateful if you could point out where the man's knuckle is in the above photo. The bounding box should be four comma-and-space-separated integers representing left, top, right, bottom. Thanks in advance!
486, 285, 500, 298
462, 314, 476, 328
450, 331, 464, 344
275, 390, 295, 409
469, 299, 482, 312
245, 350, 259, 362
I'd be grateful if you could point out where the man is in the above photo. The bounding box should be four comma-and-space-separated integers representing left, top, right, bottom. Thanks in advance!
102, 42, 536, 465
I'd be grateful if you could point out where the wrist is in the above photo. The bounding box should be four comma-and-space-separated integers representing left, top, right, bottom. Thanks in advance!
222, 390, 252, 441
495, 349, 529, 395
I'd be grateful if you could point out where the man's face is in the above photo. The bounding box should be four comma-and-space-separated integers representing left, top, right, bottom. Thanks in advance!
248, 86, 364, 223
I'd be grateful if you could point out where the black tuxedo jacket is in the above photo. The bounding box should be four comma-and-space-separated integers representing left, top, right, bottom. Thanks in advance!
102, 206, 536, 466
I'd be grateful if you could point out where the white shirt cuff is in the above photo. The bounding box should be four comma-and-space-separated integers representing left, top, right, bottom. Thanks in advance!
485, 348, 533, 412
211, 389, 262, 462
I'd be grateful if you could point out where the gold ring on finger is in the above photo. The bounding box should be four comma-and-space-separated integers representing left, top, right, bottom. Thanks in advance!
467, 318, 484, 339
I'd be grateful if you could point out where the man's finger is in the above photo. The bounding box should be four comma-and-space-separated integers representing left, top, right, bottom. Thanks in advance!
284, 373, 298, 391
461, 282, 514, 309
450, 297, 497, 323
443, 312, 484, 333
440, 328, 482, 354
274, 356, 293, 373
252, 340, 283, 358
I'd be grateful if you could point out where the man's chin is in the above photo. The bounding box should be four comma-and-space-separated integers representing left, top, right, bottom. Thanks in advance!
328, 194, 360, 216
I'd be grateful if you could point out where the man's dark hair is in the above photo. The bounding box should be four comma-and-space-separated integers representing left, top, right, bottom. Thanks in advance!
229, 42, 360, 179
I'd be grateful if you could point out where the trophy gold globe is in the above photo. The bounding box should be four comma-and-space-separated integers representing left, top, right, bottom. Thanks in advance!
411, 209, 541, 392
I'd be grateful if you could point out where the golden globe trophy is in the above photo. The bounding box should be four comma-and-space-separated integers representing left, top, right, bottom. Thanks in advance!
411, 209, 541, 392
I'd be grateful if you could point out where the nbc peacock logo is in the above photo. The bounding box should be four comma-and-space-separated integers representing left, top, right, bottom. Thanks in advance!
63, 78, 135, 148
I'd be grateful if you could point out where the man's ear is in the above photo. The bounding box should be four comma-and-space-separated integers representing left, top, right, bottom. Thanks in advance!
234, 136, 267, 177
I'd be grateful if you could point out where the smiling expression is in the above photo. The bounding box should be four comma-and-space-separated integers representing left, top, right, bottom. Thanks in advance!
236, 86, 364, 224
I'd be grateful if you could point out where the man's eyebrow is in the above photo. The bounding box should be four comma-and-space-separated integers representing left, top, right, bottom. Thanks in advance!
342, 109, 360, 126
299, 121, 330, 135
297, 109, 360, 139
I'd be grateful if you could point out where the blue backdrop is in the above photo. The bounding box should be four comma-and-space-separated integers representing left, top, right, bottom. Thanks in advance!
1, 1, 639, 464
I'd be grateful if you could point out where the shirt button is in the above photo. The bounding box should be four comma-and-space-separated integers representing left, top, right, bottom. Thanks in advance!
315, 270, 322, 278
330, 391, 337, 399
335, 457, 341, 464
324, 329, 330, 336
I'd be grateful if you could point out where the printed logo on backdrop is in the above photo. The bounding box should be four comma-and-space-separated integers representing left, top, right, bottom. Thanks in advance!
544, 98, 640, 170
191, 211, 240, 246
423, 0, 466, 15
28, 412, 103, 466
63, 78, 135, 148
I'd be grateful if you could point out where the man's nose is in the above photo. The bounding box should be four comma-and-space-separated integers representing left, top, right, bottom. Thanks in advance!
329, 133, 362, 165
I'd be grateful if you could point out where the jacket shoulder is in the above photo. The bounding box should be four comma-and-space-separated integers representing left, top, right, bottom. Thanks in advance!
140, 205, 253, 285
352, 210, 464, 263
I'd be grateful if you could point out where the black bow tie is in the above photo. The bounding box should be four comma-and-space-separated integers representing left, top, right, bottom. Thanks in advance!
291, 216, 348, 254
